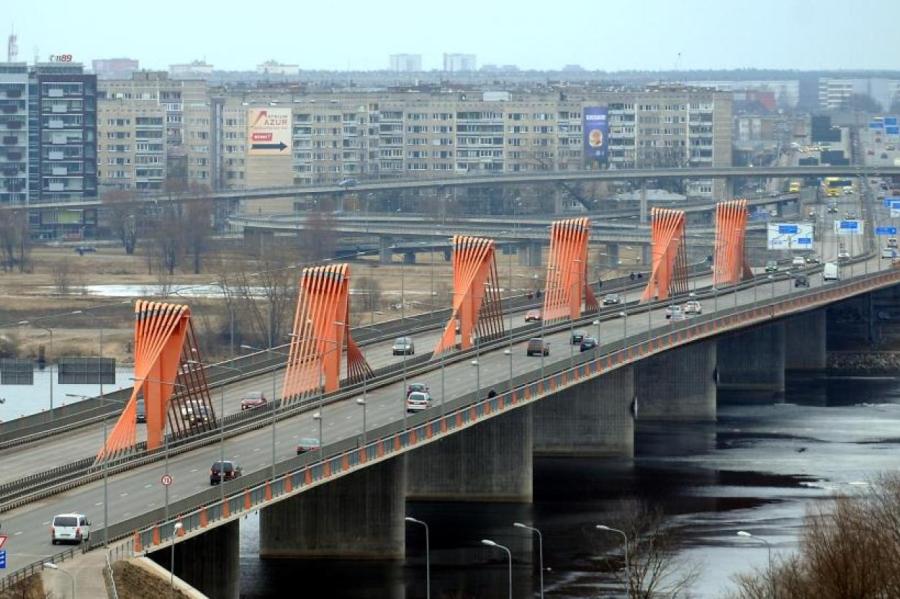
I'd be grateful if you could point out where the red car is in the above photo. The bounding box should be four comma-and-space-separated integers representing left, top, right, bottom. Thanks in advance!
240, 391, 267, 411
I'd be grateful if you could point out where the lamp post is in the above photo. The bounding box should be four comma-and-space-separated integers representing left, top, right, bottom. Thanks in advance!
42, 563, 75, 599
170, 522, 183, 593
68, 393, 111, 548
356, 397, 367, 444
481, 539, 513, 599
596, 524, 631, 596
405, 517, 431, 598
513, 522, 544, 599
312, 411, 324, 459
737, 530, 774, 597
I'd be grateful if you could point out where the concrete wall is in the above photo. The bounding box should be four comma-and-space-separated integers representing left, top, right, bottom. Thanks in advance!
406, 406, 533, 502
533, 366, 634, 456
717, 322, 786, 395
785, 309, 827, 371
259, 456, 407, 559
149, 519, 240, 599
634, 340, 717, 421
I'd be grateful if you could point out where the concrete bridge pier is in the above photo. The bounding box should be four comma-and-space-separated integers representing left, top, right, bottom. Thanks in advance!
641, 245, 651, 267
443, 248, 452, 261
259, 456, 407, 559
406, 406, 533, 502
605, 243, 620, 267
379, 237, 393, 265
518, 242, 543, 268
785, 310, 827, 371
634, 340, 717, 421
403, 251, 416, 264
717, 322, 786, 397
149, 519, 240, 599
533, 367, 635, 456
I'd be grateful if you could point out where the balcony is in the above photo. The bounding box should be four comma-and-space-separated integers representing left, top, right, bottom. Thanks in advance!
3, 136, 18, 145
1, 105, 17, 114
5, 121, 22, 130
48, 120, 65, 129
3, 167, 21, 177
51, 104, 68, 113
6, 151, 22, 161
5, 89, 22, 99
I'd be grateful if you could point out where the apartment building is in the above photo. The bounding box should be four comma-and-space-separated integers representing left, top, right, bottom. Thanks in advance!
97, 98, 167, 190
389, 54, 422, 72
443, 54, 476, 72
0, 63, 28, 205
818, 77, 900, 111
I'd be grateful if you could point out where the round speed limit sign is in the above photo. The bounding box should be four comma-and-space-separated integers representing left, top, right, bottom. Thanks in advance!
161, 474, 173, 486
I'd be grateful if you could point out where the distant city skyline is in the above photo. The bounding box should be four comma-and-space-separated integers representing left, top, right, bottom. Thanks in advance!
5, 0, 900, 72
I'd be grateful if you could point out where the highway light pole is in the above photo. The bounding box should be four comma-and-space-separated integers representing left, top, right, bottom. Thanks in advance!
170, 522, 183, 592
737, 531, 774, 598
513, 522, 544, 599
596, 524, 631, 596
313, 411, 324, 460
356, 397, 367, 444
42, 563, 74, 599
481, 539, 513, 599
68, 392, 109, 548
405, 517, 430, 598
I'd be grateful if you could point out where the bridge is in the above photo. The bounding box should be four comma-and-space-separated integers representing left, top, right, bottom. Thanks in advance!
4, 165, 895, 211
0, 187, 895, 597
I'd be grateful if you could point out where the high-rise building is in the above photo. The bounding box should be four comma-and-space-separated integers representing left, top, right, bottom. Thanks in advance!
97, 97, 167, 190
92, 58, 139, 80
443, 53, 476, 72
389, 54, 422, 72
0, 62, 28, 206
817, 77, 900, 111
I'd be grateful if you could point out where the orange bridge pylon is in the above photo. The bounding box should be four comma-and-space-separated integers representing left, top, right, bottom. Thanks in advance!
282, 263, 373, 403
434, 236, 505, 355
713, 199, 754, 287
99, 301, 216, 460
542, 218, 599, 323
641, 208, 688, 302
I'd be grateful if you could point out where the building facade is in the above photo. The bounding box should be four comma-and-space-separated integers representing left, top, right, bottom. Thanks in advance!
389, 54, 422, 72
443, 54, 476, 72
818, 77, 900, 112
97, 98, 167, 190
92, 58, 139, 80
0, 63, 29, 206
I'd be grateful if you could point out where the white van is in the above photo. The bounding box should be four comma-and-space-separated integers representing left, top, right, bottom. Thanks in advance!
882, 247, 896, 260
51, 513, 91, 544
823, 262, 840, 281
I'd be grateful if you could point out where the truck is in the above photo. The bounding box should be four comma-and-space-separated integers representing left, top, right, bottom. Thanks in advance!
823, 262, 840, 281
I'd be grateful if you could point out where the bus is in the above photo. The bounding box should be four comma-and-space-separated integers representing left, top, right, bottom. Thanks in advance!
788, 179, 802, 193
823, 177, 853, 197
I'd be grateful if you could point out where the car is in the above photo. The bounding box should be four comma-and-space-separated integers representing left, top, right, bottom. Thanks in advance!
794, 274, 810, 288
838, 249, 850, 261
526, 338, 550, 356
210, 460, 242, 485
888, 237, 898, 249
51, 513, 90, 545
337, 178, 358, 187
392, 336, 414, 356
823, 262, 840, 281
406, 391, 432, 413
602, 293, 621, 305
845, 211, 856, 219
808, 209, 816, 218
791, 256, 806, 268
665, 304, 684, 320
406, 382, 429, 397
882, 247, 896, 259
240, 391, 267, 411
579, 336, 598, 352
882, 153, 889, 160
296, 438, 321, 455
73, 245, 95, 255
524, 309, 541, 322
765, 260, 779, 273
827, 205, 838, 214
683, 300, 702, 315
136, 397, 145, 423
571, 330, 586, 344
805, 255, 820, 264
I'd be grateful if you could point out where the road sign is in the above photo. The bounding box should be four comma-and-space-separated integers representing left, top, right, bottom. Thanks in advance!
161, 474, 173, 486
891, 201, 900, 218
768, 223, 813, 250
0, 535, 7, 550
834, 220, 864, 235
0, 549, 6, 569
876, 226, 897, 236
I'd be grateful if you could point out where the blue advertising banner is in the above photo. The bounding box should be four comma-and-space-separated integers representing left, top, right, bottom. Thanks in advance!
583, 106, 609, 161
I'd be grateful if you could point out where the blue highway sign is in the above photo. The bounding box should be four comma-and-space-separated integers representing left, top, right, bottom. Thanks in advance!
875, 226, 897, 236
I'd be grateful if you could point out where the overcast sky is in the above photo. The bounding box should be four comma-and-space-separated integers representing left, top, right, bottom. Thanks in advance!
5, 0, 900, 72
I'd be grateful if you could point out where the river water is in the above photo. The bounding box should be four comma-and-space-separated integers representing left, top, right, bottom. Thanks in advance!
236, 374, 900, 598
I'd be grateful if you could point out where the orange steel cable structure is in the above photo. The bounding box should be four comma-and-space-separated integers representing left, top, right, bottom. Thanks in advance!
542, 217, 599, 323
713, 199, 754, 286
641, 208, 689, 302
99, 301, 216, 460
433, 236, 505, 355
281, 263, 373, 403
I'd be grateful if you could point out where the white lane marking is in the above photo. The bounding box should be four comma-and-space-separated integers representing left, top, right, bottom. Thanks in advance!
14, 531, 22, 536
144, 484, 152, 489
120, 492, 128, 497
42, 521, 50, 526
190, 468, 198, 473
95, 502, 103, 507
253, 447, 261, 452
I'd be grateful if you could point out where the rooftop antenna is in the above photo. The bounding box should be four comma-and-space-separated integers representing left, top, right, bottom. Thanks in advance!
33, 44, 39, 65
7, 27, 17, 62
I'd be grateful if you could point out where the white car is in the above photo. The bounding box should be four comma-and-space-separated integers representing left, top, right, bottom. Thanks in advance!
837, 249, 850, 261
51, 513, 91, 545
683, 300, 702, 315
791, 256, 806, 268
406, 391, 432, 413
665, 304, 684, 320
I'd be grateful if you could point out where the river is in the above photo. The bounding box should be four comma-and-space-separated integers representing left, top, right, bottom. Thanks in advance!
236, 374, 900, 598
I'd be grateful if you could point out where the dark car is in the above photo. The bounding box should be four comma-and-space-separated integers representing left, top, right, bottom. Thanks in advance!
526, 338, 550, 357
296, 438, 321, 455
794, 274, 809, 288
571, 330, 586, 344
135, 397, 145, 423
338, 178, 358, 187
240, 391, 267, 411
406, 382, 429, 397
392, 336, 415, 356
74, 246, 96, 255
209, 460, 242, 485
579, 336, 598, 352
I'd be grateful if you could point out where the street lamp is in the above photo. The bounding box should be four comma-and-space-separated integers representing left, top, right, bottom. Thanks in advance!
170, 522, 184, 591
68, 392, 114, 548
241, 343, 288, 478
737, 530, 774, 597
596, 524, 631, 596
312, 412, 324, 460
356, 397, 367, 444
42, 563, 75, 599
481, 539, 513, 599
405, 517, 431, 598
513, 522, 544, 599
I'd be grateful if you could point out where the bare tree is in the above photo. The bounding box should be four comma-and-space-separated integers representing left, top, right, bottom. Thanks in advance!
182, 184, 214, 274
0, 209, 30, 273
52, 257, 73, 295
149, 205, 183, 276
353, 276, 383, 312
102, 189, 140, 254
298, 210, 336, 262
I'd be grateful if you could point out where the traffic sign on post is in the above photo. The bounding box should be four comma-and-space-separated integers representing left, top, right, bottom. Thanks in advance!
161, 474, 173, 487
0, 535, 7, 550
875, 226, 897, 236
0, 549, 6, 569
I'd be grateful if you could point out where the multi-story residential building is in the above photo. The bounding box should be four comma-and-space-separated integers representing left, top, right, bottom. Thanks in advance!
0, 63, 29, 206
443, 54, 476, 72
389, 54, 422, 72
256, 61, 300, 77
818, 77, 900, 112
97, 98, 167, 190
169, 61, 214, 80
92, 58, 139, 80
684, 80, 800, 109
